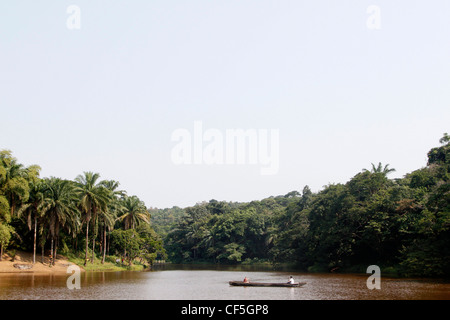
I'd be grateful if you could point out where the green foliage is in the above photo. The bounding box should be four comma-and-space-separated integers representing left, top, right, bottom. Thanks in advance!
149, 206, 186, 238
109, 225, 165, 266
0, 150, 165, 268
217, 243, 245, 262
0, 195, 11, 223
136, 224, 166, 263
158, 135, 450, 278
110, 229, 142, 261
1, 133, 449, 278
117, 195, 150, 230
0, 223, 13, 248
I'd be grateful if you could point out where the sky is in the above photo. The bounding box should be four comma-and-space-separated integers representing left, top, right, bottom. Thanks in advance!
1, 1, 449, 208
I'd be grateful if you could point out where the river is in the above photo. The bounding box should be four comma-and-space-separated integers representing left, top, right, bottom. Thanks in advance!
0, 265, 448, 300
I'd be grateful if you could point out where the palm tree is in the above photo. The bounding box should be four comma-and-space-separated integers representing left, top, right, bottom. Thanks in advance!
17, 180, 46, 264
1, 151, 41, 262
117, 195, 150, 230
99, 180, 125, 264
74, 172, 108, 265
439, 132, 449, 145
117, 195, 150, 265
0, 150, 34, 217
366, 162, 396, 176
99, 208, 116, 264
41, 178, 79, 266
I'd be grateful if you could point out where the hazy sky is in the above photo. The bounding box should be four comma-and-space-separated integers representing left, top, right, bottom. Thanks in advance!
1, 1, 449, 208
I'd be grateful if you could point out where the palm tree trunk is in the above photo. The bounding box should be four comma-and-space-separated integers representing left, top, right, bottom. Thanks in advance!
50, 238, 53, 267
41, 241, 44, 264
99, 231, 103, 259
85, 217, 89, 266
0, 244, 3, 261
92, 236, 95, 264
33, 216, 37, 264
107, 226, 110, 256
53, 236, 58, 266
102, 226, 107, 264
91, 208, 97, 264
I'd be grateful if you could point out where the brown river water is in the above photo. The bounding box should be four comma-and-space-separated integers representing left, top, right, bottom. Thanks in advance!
0, 265, 449, 300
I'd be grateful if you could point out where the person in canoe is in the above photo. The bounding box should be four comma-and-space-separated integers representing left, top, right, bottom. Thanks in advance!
287, 276, 294, 284
243, 277, 250, 283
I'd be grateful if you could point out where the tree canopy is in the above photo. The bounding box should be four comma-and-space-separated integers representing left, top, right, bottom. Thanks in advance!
1, 133, 449, 277
153, 134, 450, 277
0, 155, 165, 267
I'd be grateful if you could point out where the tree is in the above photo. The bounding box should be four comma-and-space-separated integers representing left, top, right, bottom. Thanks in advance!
439, 133, 449, 145
306, 184, 356, 271
0, 150, 39, 261
0, 163, 10, 224
428, 133, 450, 165
269, 187, 312, 265
99, 180, 124, 264
75, 172, 109, 265
217, 243, 246, 263
369, 162, 396, 175
0, 194, 10, 225
399, 134, 450, 276
17, 180, 46, 264
117, 195, 150, 230
136, 224, 166, 265
0, 150, 37, 217
109, 229, 142, 265
348, 167, 393, 202
41, 178, 79, 266
0, 223, 13, 261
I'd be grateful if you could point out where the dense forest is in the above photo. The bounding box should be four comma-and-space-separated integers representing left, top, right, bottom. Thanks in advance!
1, 134, 449, 277
152, 134, 450, 277
0, 156, 165, 268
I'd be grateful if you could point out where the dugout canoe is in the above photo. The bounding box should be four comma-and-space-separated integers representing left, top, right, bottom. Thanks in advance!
229, 281, 305, 287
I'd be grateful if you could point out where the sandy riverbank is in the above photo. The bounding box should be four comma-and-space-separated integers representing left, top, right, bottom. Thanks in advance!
0, 251, 84, 274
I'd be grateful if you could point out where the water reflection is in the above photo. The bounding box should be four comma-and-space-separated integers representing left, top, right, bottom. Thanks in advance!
0, 266, 449, 300
151, 263, 279, 272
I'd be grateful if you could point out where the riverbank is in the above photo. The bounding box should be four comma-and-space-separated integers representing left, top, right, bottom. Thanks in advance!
0, 251, 145, 273
0, 251, 81, 274
65, 253, 145, 272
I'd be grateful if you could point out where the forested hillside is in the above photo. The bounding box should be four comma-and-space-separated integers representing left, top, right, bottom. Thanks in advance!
1, 134, 448, 277
153, 134, 450, 277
